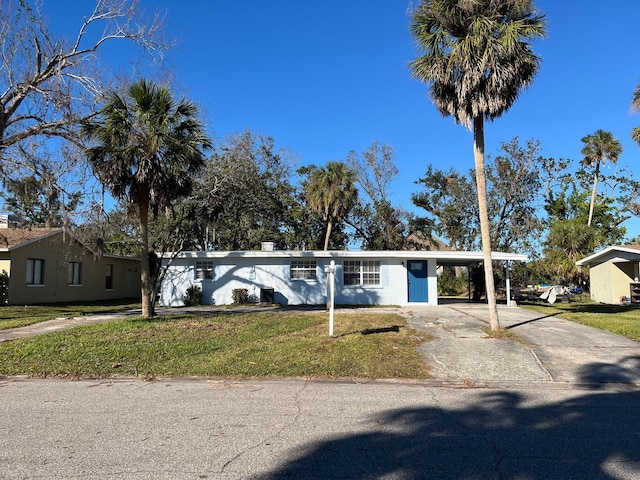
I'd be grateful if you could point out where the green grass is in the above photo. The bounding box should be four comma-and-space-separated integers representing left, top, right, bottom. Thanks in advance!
481, 327, 524, 343
0, 300, 141, 330
0, 311, 432, 379
520, 302, 640, 341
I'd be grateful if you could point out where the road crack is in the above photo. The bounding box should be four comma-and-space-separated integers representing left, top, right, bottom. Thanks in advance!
220, 380, 308, 474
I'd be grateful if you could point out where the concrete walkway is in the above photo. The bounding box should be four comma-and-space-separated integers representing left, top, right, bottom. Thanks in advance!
1, 304, 639, 388
0, 310, 143, 342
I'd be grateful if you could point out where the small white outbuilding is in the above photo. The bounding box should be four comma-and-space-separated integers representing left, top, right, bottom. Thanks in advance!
577, 245, 640, 304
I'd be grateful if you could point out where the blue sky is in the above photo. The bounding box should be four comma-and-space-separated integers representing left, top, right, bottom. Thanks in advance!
48, 1, 640, 239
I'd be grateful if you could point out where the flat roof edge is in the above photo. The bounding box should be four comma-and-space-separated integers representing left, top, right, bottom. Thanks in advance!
161, 250, 528, 262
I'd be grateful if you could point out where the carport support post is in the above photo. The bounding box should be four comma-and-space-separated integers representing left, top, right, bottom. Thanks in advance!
506, 261, 512, 307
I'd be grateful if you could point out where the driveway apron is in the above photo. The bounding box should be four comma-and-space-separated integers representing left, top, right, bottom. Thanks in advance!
401, 304, 640, 388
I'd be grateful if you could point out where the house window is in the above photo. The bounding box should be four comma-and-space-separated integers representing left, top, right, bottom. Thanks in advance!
343, 260, 380, 286
26, 258, 45, 285
195, 261, 214, 280
291, 260, 317, 280
68, 262, 82, 285
105, 264, 114, 290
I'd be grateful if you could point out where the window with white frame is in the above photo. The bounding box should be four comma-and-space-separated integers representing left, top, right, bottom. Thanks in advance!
343, 260, 380, 286
290, 260, 317, 280
195, 261, 214, 280
68, 262, 82, 285
26, 258, 45, 285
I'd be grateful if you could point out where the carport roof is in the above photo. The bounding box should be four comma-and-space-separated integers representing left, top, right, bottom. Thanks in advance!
576, 245, 640, 266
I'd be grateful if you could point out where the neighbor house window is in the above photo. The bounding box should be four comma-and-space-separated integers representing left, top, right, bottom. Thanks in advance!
26, 258, 45, 285
68, 262, 82, 285
105, 264, 114, 290
343, 260, 380, 286
195, 261, 214, 280
291, 260, 317, 280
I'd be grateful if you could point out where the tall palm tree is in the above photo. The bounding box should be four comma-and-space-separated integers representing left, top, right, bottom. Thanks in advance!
580, 130, 623, 227
304, 161, 358, 250
632, 84, 640, 147
84, 80, 211, 317
409, 0, 545, 330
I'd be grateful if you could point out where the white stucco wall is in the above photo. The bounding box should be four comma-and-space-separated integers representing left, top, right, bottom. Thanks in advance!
588, 262, 614, 304
159, 254, 440, 307
159, 250, 527, 308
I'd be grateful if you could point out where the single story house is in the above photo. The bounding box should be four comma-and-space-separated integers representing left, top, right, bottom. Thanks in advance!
0, 226, 141, 305
159, 244, 527, 307
576, 245, 640, 304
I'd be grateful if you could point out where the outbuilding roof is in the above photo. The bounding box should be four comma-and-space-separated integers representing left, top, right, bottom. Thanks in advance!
576, 245, 640, 267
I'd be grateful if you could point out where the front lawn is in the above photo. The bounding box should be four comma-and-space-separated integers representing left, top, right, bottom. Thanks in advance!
0, 311, 432, 379
520, 302, 640, 342
0, 300, 141, 330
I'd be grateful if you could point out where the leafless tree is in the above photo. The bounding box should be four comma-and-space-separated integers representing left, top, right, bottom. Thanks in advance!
0, 0, 170, 206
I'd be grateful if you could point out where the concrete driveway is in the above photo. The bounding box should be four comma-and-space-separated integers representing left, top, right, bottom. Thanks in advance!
402, 304, 640, 387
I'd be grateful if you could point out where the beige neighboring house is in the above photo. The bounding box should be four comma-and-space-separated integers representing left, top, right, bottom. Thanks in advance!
576, 245, 640, 304
0, 226, 140, 305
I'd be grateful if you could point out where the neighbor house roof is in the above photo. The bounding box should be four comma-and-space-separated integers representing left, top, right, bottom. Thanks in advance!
0, 227, 139, 261
576, 245, 640, 267
0, 228, 62, 251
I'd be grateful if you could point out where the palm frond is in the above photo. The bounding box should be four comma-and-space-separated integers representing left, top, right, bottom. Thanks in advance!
408, 0, 546, 127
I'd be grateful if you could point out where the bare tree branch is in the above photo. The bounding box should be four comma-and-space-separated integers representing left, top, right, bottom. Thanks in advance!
0, 0, 171, 188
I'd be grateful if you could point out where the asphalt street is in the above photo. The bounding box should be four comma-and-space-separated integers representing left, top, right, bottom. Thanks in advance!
1, 378, 639, 479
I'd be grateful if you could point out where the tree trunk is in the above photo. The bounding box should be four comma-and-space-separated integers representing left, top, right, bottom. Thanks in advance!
587, 163, 600, 227
138, 185, 154, 318
323, 219, 333, 251
473, 116, 500, 331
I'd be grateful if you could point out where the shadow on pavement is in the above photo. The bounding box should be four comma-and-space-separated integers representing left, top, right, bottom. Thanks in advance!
258, 361, 640, 479
505, 312, 561, 329
577, 355, 640, 388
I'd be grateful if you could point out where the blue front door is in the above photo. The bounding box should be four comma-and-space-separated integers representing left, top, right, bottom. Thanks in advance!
407, 260, 428, 302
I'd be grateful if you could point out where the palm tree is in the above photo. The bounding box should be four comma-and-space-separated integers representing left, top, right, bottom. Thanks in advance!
408, 0, 546, 330
304, 161, 358, 250
84, 80, 211, 317
632, 84, 640, 147
580, 130, 623, 227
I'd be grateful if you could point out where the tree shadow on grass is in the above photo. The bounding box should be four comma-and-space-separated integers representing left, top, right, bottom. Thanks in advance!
569, 303, 640, 314
331, 325, 403, 339
257, 361, 640, 479
520, 301, 640, 315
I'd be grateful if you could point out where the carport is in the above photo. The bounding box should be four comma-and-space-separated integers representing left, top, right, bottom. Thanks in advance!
432, 251, 527, 306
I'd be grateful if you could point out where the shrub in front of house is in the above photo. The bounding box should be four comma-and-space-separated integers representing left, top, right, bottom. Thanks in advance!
232, 288, 249, 304
183, 285, 203, 306
0, 270, 8, 305
438, 269, 469, 296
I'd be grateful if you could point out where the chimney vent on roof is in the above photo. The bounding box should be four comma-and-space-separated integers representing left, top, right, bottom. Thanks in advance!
0, 214, 19, 229
261, 241, 275, 252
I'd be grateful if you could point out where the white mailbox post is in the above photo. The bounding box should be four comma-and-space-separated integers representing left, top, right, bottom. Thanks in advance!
324, 260, 336, 337
506, 260, 512, 307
